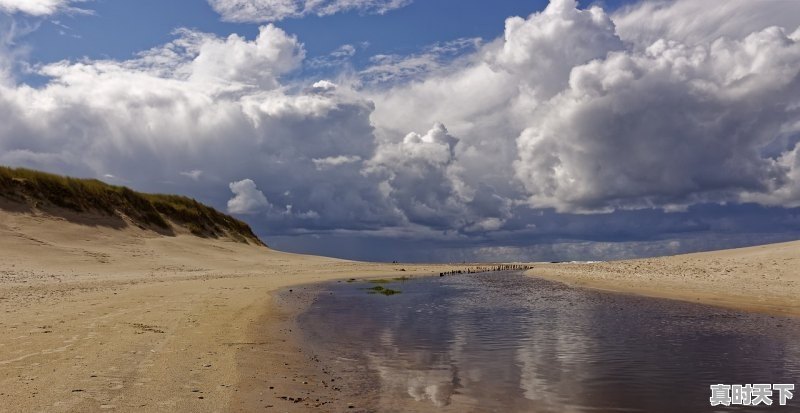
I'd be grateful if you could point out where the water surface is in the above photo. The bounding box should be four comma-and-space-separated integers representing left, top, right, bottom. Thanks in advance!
297, 272, 800, 412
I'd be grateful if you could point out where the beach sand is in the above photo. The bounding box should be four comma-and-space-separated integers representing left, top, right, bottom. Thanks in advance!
1, 204, 798, 411
527, 240, 800, 317
0, 207, 469, 412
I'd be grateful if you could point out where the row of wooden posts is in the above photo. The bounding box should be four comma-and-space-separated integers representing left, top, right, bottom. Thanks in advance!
439, 264, 533, 277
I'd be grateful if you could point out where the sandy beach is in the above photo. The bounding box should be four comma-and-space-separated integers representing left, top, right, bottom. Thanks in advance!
528, 241, 800, 317
1, 205, 799, 411
0, 207, 472, 412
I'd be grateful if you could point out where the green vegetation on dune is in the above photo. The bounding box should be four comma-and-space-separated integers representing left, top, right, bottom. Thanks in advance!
0, 166, 264, 245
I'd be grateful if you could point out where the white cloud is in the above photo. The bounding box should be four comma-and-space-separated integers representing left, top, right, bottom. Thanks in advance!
180, 169, 203, 180
614, 0, 800, 47
119, 24, 304, 91
312, 155, 361, 169
207, 0, 412, 22
310, 79, 337, 92
0, 0, 85, 16
360, 38, 481, 84
331, 44, 356, 58
370, 0, 800, 215
491, 0, 623, 98
228, 179, 271, 214
514, 26, 800, 212
1, 0, 800, 251
190, 25, 304, 89
308, 44, 357, 69
364, 123, 510, 230
0, 24, 389, 230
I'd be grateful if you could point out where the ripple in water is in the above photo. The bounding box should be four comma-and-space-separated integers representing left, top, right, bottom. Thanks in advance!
296, 272, 800, 412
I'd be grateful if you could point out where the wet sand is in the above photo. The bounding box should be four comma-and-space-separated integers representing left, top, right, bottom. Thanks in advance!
231, 283, 393, 412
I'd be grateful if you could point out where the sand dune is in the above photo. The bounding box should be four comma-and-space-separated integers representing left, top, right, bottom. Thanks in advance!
528, 240, 800, 317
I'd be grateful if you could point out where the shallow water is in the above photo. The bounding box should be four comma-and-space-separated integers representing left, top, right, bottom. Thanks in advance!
296, 272, 800, 412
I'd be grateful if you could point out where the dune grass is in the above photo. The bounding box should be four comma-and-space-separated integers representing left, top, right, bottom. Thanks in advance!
0, 165, 263, 245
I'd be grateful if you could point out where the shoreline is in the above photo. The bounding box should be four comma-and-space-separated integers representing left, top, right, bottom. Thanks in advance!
231, 280, 377, 412
234, 272, 457, 412
230, 283, 331, 411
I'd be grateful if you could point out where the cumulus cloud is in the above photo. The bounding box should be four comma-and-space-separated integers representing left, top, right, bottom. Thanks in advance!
126, 24, 304, 90
0, 23, 391, 232
228, 179, 271, 214
515, 26, 800, 212
365, 123, 510, 231
491, 0, 623, 98
207, 0, 412, 22
366, 123, 463, 222
372, 0, 800, 215
2, 0, 800, 260
614, 0, 800, 47
310, 79, 337, 92
367, 0, 632, 217
0, 0, 86, 16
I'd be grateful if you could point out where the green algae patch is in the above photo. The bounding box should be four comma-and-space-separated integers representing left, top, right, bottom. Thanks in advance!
366, 285, 401, 296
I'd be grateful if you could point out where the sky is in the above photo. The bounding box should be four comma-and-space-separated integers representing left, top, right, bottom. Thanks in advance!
1, 0, 799, 262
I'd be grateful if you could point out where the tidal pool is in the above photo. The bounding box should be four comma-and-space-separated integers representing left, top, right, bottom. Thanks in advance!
296, 272, 800, 412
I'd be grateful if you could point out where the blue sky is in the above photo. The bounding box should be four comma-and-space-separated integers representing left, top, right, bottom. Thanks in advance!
1, 0, 800, 262
24, 0, 631, 74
